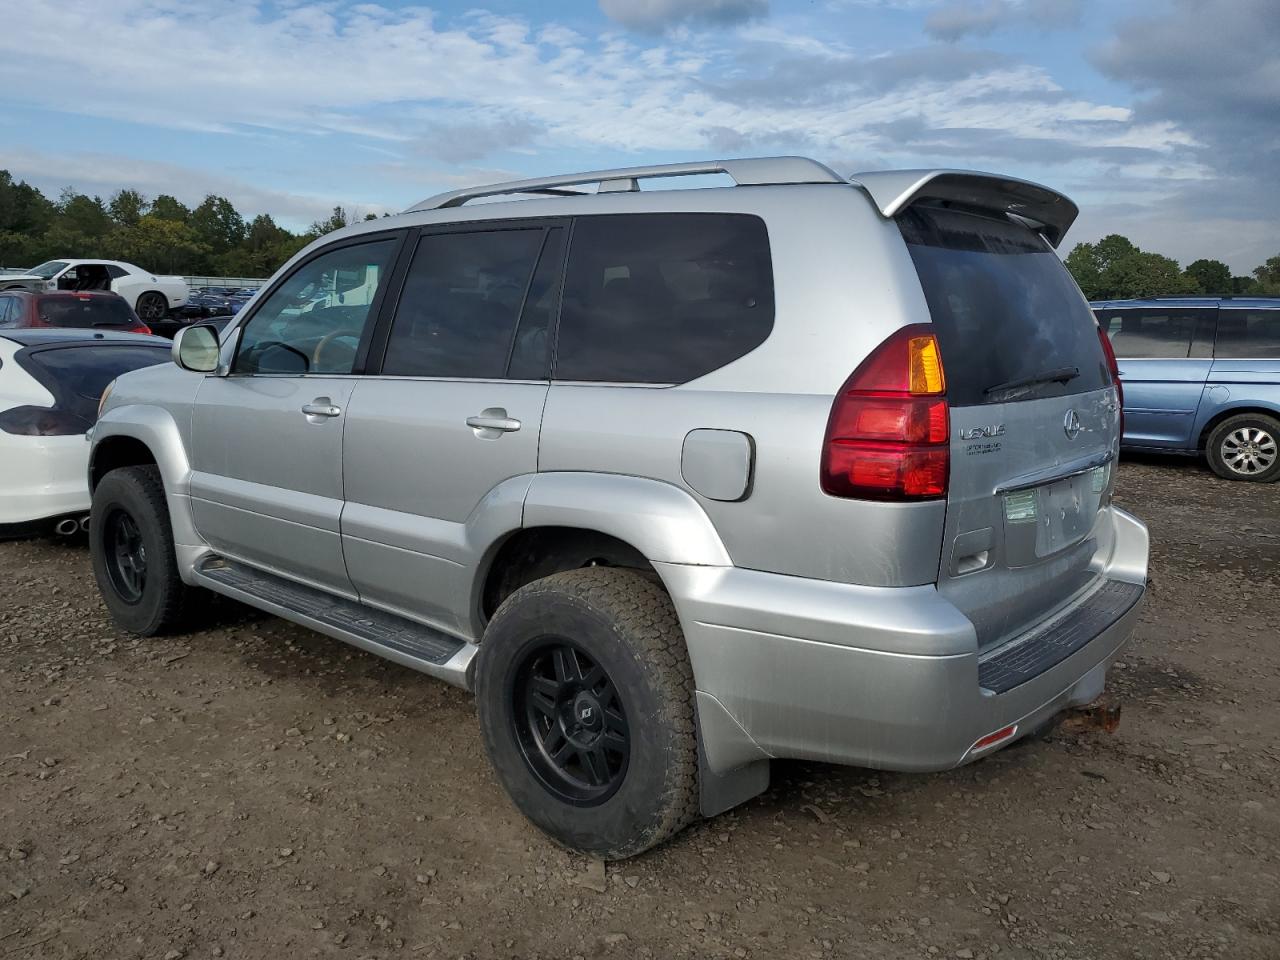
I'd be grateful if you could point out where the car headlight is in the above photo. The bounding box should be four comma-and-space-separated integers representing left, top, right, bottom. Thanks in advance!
98, 379, 116, 419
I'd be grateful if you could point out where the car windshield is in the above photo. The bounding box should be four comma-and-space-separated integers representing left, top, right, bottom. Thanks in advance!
25, 261, 69, 280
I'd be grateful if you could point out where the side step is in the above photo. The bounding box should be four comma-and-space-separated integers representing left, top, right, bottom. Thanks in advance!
192, 557, 475, 690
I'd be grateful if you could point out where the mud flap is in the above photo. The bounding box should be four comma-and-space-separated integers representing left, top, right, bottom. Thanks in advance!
696, 709, 770, 818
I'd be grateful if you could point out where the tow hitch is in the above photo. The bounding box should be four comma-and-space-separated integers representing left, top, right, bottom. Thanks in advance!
1056, 694, 1122, 735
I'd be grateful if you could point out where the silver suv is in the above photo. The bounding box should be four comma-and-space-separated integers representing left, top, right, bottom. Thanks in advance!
87, 157, 1149, 858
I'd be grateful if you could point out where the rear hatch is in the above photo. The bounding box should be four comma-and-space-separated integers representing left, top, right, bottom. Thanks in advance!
899, 204, 1119, 650
35, 294, 144, 332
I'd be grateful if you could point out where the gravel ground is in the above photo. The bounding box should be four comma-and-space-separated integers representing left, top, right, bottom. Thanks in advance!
1, 456, 1277, 960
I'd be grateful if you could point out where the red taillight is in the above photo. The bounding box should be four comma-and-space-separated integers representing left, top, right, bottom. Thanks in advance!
821, 324, 950, 501
1096, 322, 1124, 434
132, 323, 152, 335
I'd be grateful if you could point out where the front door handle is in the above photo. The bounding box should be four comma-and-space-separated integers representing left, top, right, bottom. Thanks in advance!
301, 398, 342, 419
466, 408, 521, 435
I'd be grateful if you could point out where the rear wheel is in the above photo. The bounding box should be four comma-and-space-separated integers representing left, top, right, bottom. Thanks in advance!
475, 567, 698, 859
1206, 413, 1280, 482
90, 465, 191, 635
135, 292, 167, 322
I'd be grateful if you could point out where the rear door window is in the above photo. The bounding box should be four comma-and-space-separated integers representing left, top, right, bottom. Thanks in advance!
554, 213, 774, 384
1215, 310, 1280, 359
36, 295, 137, 328
899, 206, 1108, 406
381, 228, 548, 379
1097, 309, 1194, 359
24, 344, 170, 421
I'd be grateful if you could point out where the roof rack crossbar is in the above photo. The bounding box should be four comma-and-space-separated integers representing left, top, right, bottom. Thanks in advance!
405, 156, 845, 212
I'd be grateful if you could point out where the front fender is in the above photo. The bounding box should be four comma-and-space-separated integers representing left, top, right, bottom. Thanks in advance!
522, 472, 731, 567
91, 404, 203, 548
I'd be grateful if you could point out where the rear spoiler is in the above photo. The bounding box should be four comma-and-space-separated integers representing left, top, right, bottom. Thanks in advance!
848, 169, 1079, 248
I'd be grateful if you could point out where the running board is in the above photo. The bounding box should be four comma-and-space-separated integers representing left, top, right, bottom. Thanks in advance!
192, 557, 476, 690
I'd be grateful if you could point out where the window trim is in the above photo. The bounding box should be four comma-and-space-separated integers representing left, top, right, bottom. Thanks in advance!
364, 217, 570, 380
228, 229, 409, 378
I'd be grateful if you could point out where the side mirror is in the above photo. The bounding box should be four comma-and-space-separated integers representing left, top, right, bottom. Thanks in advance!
173, 323, 221, 373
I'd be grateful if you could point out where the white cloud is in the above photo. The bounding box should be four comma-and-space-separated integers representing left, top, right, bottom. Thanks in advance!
598, 0, 768, 31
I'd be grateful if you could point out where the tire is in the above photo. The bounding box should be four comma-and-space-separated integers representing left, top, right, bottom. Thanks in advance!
475, 567, 698, 860
90, 465, 191, 635
135, 292, 167, 322
1205, 413, 1280, 482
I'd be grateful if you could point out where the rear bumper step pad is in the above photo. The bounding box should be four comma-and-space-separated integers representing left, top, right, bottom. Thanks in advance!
978, 580, 1144, 694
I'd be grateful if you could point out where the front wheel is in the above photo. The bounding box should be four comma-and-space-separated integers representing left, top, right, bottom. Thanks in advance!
1206, 413, 1280, 482
475, 567, 698, 859
90, 465, 191, 635
135, 292, 168, 322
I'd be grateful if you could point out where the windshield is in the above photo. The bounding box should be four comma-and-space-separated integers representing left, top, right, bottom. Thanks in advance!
25, 261, 69, 280
899, 206, 1109, 406
37, 295, 138, 327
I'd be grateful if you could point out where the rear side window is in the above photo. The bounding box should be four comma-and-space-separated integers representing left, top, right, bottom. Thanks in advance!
900, 206, 1108, 406
36, 295, 137, 327
554, 214, 774, 384
1216, 310, 1280, 359
24, 345, 169, 420
1097, 309, 1194, 359
382, 228, 548, 379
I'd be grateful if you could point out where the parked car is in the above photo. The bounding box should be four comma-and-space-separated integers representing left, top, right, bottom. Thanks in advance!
0, 289, 151, 334
0, 329, 171, 539
87, 157, 1148, 859
0, 259, 188, 323
1093, 297, 1280, 482
181, 289, 236, 319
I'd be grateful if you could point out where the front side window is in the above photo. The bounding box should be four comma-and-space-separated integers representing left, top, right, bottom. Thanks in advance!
555, 213, 775, 384
235, 238, 397, 375
1099, 309, 1195, 359
1216, 310, 1280, 359
381, 228, 547, 379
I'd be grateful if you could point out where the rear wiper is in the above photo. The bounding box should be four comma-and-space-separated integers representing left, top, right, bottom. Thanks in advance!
984, 366, 1079, 397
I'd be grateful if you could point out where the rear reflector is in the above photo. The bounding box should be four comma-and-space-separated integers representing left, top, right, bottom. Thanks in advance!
970, 724, 1018, 753
821, 324, 950, 501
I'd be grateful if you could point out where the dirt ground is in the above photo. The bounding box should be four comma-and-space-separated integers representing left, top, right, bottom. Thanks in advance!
2, 456, 1277, 960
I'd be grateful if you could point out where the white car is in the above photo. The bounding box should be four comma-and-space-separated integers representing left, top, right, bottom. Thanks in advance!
0, 259, 189, 323
0, 329, 171, 539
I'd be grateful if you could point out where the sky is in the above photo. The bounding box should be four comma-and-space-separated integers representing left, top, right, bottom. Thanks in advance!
0, 0, 1276, 272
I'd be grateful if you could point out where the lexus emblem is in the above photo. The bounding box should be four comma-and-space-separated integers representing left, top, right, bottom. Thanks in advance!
1063, 409, 1082, 440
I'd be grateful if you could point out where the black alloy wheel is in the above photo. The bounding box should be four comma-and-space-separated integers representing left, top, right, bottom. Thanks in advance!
511, 640, 630, 805
104, 508, 147, 603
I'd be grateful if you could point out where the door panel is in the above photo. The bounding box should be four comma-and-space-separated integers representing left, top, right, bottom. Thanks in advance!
1113, 358, 1213, 448
1097, 307, 1215, 449
190, 376, 357, 594
341, 379, 547, 632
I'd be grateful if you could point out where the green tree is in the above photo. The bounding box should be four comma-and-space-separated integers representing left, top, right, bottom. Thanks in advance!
108, 189, 148, 228
309, 206, 349, 237
0, 171, 56, 237
114, 215, 207, 273
57, 189, 113, 238
1184, 258, 1232, 296
1064, 234, 1198, 299
149, 194, 190, 223
1253, 255, 1280, 295
190, 194, 246, 255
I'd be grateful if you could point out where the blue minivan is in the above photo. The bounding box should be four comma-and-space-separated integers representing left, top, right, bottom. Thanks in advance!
1091, 297, 1280, 482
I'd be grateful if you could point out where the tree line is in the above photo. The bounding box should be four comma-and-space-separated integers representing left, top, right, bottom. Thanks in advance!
3, 168, 1279, 294
0, 170, 374, 278
1065, 235, 1280, 300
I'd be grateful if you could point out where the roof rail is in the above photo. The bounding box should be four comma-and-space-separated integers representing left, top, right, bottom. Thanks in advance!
405, 156, 845, 212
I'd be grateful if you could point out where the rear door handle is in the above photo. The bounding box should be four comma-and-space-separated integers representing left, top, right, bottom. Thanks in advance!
301, 399, 342, 418
466, 408, 521, 434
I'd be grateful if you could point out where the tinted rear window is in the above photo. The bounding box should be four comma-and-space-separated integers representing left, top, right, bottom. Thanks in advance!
37, 295, 136, 327
555, 213, 774, 384
900, 206, 1108, 406
25, 345, 169, 421
1216, 309, 1280, 359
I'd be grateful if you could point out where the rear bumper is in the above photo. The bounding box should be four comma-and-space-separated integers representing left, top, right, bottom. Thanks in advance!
658, 506, 1149, 775
0, 435, 90, 527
